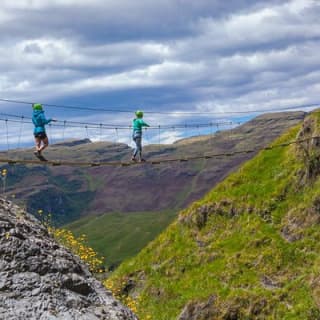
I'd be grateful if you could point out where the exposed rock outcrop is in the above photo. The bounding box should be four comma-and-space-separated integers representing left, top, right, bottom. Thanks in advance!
177, 296, 216, 320
296, 113, 320, 181
0, 198, 138, 320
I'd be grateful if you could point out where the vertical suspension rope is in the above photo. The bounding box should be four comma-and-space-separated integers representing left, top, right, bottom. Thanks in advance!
85, 125, 89, 140
17, 116, 25, 149
128, 125, 132, 148
210, 122, 213, 147
172, 126, 175, 144
5, 119, 10, 156
59, 120, 67, 160
115, 128, 119, 144
229, 121, 233, 144
143, 126, 149, 145
158, 125, 161, 149
99, 124, 102, 142
48, 123, 53, 145
62, 120, 66, 142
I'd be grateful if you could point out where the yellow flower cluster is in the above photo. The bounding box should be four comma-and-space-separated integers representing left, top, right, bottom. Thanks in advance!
52, 228, 104, 273
104, 278, 151, 319
104, 278, 138, 314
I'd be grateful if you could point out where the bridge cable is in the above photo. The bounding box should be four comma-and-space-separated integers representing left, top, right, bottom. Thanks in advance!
0, 97, 318, 115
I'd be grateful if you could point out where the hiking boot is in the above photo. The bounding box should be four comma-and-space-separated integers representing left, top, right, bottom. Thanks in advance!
131, 157, 137, 162
139, 158, 146, 162
34, 150, 41, 157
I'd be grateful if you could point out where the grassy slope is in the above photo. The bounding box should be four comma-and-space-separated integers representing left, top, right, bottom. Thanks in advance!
67, 210, 177, 268
107, 112, 320, 319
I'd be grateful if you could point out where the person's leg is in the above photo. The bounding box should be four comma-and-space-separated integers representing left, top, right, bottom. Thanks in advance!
39, 136, 49, 152
34, 136, 41, 152
132, 136, 139, 159
135, 136, 142, 160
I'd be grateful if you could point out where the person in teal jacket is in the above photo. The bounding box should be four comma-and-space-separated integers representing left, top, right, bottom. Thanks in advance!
32, 103, 56, 156
131, 110, 149, 162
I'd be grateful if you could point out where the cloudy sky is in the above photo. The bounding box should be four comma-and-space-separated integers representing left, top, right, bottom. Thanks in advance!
0, 0, 319, 149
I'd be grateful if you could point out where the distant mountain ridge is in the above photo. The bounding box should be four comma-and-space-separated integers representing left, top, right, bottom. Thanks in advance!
52, 138, 92, 147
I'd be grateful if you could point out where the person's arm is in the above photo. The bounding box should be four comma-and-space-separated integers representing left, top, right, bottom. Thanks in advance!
141, 119, 150, 127
40, 113, 53, 125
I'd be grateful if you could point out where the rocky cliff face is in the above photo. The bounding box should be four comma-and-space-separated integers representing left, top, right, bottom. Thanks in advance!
0, 198, 137, 320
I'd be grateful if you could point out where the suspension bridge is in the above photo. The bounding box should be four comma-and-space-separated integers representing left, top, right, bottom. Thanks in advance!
0, 98, 318, 167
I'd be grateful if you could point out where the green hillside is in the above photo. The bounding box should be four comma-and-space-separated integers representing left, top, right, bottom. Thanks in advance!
106, 111, 320, 319
67, 210, 176, 269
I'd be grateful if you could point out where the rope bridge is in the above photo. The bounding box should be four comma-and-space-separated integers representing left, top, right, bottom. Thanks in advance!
0, 136, 316, 168
0, 97, 315, 168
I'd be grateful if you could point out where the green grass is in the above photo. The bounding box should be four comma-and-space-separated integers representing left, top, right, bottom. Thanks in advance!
106, 113, 320, 319
66, 210, 177, 268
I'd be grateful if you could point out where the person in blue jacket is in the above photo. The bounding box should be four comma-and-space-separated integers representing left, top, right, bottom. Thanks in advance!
32, 103, 56, 156
131, 110, 149, 162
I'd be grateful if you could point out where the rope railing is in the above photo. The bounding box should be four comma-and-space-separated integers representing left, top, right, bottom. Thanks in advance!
0, 114, 238, 130
0, 111, 306, 131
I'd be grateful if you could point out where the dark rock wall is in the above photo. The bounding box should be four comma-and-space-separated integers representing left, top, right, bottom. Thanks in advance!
0, 198, 138, 320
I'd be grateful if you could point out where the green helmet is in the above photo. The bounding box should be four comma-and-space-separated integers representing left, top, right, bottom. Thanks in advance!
33, 103, 43, 111
135, 110, 143, 118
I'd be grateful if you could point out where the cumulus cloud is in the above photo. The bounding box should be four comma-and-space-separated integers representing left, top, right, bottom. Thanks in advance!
0, 0, 319, 149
